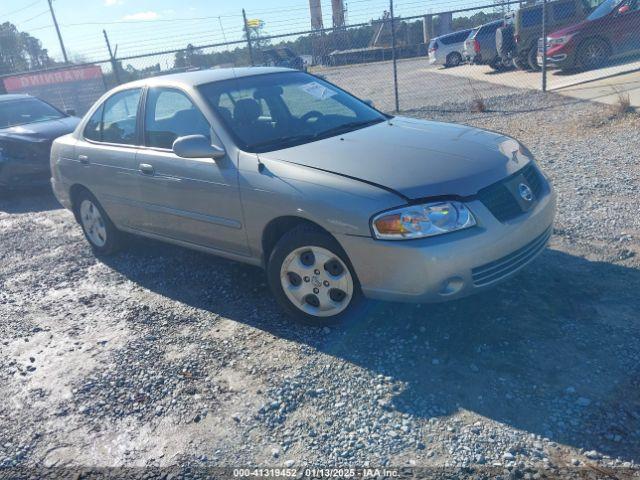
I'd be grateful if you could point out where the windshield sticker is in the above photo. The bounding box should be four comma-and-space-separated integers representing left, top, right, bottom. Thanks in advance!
298, 82, 337, 100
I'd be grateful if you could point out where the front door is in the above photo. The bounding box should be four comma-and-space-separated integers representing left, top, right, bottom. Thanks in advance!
617, 0, 640, 54
134, 87, 249, 256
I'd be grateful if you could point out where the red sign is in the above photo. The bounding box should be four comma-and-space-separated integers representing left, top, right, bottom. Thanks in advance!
3, 65, 103, 92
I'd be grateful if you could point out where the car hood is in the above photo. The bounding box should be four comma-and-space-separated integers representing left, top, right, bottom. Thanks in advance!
0, 116, 80, 143
549, 19, 590, 37
259, 116, 532, 200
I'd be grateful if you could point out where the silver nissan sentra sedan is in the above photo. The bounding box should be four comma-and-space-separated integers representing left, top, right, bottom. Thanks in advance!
50, 67, 556, 324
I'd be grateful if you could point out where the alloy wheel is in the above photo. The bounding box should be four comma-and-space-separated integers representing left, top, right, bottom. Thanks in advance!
80, 199, 107, 247
279, 246, 353, 317
583, 43, 607, 67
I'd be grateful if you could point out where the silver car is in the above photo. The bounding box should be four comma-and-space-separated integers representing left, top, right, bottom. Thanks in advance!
50, 67, 556, 324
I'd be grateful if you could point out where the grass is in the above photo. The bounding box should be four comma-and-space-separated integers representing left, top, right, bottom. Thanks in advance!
468, 79, 487, 113
583, 85, 636, 128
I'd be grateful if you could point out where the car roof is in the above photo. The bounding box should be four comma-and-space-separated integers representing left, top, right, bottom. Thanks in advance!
477, 20, 503, 31
117, 66, 294, 90
0, 94, 33, 102
436, 28, 472, 39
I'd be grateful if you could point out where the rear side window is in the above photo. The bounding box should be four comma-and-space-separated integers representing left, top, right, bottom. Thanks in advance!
450, 30, 471, 43
553, 1, 577, 20
144, 88, 211, 150
442, 35, 458, 45
84, 89, 141, 145
83, 105, 103, 142
521, 8, 543, 27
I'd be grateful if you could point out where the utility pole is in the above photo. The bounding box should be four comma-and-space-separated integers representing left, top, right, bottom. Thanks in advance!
103, 30, 121, 85
242, 9, 255, 66
47, 0, 69, 63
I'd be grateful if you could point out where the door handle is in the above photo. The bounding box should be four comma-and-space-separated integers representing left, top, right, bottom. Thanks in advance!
78, 155, 89, 165
138, 163, 155, 175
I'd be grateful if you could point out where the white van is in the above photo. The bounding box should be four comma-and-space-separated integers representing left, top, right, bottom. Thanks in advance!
428, 29, 475, 67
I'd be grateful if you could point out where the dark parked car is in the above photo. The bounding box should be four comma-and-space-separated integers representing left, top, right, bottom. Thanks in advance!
497, 0, 596, 70
464, 20, 509, 70
540, 0, 640, 70
261, 47, 306, 71
0, 94, 79, 190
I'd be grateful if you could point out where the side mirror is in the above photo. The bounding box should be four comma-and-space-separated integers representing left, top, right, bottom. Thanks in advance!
173, 135, 225, 159
363, 99, 375, 108
65, 108, 76, 116
618, 4, 630, 13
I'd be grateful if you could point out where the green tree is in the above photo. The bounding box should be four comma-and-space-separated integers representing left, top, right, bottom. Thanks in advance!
0, 22, 53, 74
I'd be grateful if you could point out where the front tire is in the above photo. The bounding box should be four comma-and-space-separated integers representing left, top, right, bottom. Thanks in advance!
267, 225, 364, 325
74, 190, 122, 256
513, 54, 529, 70
527, 45, 540, 71
578, 38, 610, 70
489, 57, 506, 71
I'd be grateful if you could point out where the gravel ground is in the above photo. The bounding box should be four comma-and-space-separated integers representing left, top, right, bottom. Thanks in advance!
1, 85, 640, 479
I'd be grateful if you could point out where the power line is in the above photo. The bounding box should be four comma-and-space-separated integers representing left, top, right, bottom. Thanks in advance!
17, 8, 50, 24
0, 0, 42, 17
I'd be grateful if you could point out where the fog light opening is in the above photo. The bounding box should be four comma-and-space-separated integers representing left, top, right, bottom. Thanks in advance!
440, 277, 464, 296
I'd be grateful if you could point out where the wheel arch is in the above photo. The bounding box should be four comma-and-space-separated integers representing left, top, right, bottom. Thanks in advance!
261, 216, 335, 268
68, 184, 95, 222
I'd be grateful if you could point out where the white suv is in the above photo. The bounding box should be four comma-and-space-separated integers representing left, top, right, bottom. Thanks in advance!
428, 29, 474, 67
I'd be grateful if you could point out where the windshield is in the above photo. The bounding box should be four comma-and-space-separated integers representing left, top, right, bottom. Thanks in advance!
0, 97, 66, 129
198, 71, 387, 152
588, 0, 620, 19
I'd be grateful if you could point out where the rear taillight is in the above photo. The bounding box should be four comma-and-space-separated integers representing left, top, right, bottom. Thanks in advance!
474, 39, 480, 53
429, 42, 438, 53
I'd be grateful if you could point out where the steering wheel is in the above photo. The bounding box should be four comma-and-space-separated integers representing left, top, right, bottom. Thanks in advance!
300, 111, 324, 123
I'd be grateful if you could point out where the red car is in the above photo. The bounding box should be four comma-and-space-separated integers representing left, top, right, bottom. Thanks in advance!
540, 0, 640, 70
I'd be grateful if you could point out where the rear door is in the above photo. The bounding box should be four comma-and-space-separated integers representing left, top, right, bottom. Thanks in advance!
134, 87, 249, 255
73, 88, 146, 229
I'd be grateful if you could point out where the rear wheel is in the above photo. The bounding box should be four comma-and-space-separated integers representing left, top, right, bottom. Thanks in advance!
578, 38, 610, 70
75, 190, 122, 255
445, 52, 463, 68
267, 225, 364, 325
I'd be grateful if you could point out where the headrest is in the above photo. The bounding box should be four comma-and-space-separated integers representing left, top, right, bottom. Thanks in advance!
234, 98, 261, 124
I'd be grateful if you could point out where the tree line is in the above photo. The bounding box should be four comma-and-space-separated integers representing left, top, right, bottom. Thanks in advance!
0, 22, 56, 75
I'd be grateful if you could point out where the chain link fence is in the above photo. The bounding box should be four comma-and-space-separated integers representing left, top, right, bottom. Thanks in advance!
2, 0, 638, 115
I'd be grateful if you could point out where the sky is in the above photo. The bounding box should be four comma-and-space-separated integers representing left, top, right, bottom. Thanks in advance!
3, 0, 496, 63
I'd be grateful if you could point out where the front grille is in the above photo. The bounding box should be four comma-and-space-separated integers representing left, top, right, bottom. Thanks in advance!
471, 227, 551, 287
477, 163, 544, 222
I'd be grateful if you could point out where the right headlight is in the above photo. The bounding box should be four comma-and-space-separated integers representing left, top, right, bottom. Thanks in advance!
548, 34, 573, 47
371, 201, 476, 240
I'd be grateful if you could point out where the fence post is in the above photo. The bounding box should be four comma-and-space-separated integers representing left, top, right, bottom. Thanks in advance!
389, 0, 400, 112
541, 0, 548, 92
242, 9, 255, 66
103, 30, 121, 86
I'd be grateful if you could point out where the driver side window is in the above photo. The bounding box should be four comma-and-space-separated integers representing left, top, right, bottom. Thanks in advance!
145, 88, 211, 150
